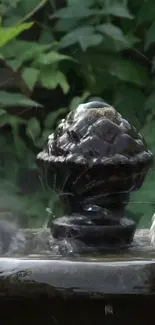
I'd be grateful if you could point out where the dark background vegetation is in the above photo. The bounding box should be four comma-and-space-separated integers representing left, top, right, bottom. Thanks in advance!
0, 0, 155, 228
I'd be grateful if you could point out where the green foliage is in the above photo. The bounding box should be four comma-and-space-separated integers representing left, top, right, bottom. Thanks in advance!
26, 117, 41, 140
0, 21, 33, 47
1, 0, 47, 25
0, 38, 72, 93
0, 0, 155, 228
0, 91, 42, 108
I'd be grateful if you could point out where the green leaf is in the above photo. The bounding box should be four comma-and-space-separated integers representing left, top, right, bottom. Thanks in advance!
35, 51, 73, 65
19, 42, 54, 63
92, 35, 126, 52
125, 33, 140, 47
38, 30, 55, 44
7, 59, 22, 71
108, 59, 149, 87
35, 129, 52, 148
0, 109, 7, 116
114, 85, 146, 128
96, 23, 128, 45
22, 67, 39, 91
69, 91, 90, 110
0, 3, 8, 16
44, 108, 68, 129
67, 0, 94, 7
60, 26, 103, 50
0, 39, 53, 65
3, 0, 47, 26
54, 19, 78, 32
74, 51, 118, 94
0, 91, 43, 108
0, 22, 33, 47
53, 5, 98, 19
13, 134, 28, 159
137, 0, 155, 24
18, 0, 47, 18
26, 117, 41, 140
100, 4, 133, 19
141, 121, 155, 152
145, 21, 155, 50
0, 114, 26, 128
40, 68, 70, 94
145, 92, 155, 111
152, 57, 155, 73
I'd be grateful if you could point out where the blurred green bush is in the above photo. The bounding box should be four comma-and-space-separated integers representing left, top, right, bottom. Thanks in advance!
0, 0, 155, 227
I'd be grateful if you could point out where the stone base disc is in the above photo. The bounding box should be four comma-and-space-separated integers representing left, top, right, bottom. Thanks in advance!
51, 215, 136, 250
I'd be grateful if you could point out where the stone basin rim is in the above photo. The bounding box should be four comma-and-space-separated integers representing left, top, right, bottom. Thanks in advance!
0, 229, 154, 298
0, 257, 155, 296
0, 257, 155, 297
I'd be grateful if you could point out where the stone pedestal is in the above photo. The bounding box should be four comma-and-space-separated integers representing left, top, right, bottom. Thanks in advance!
0, 229, 154, 325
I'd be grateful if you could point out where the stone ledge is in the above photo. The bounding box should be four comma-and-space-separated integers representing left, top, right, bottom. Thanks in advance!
0, 258, 155, 298
0, 229, 154, 299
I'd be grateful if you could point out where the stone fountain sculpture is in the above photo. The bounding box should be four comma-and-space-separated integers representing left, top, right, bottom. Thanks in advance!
37, 101, 153, 253
0, 101, 154, 325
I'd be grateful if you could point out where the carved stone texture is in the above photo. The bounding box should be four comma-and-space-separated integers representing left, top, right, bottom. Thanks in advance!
37, 101, 153, 250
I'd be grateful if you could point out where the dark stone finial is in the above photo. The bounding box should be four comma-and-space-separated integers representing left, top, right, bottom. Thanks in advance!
37, 101, 153, 252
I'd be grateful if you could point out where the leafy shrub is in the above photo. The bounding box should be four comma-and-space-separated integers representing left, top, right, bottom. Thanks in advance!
0, 0, 155, 227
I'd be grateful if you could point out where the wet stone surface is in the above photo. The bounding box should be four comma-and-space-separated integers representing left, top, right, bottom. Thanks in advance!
0, 228, 154, 325
2, 227, 154, 259
37, 101, 153, 251
0, 229, 154, 298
